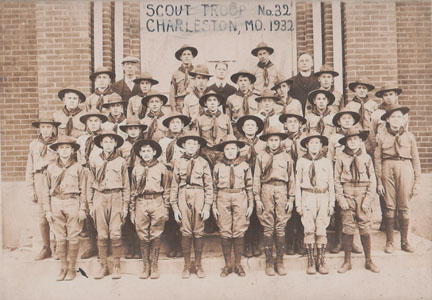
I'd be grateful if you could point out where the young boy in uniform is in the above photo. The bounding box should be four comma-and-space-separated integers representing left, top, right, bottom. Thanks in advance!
207, 61, 237, 101
130, 139, 170, 279
271, 77, 303, 116
86, 67, 116, 112
127, 72, 159, 119
251, 42, 280, 94
170, 132, 213, 279
54, 87, 86, 138
87, 130, 130, 279
306, 89, 336, 140
112, 56, 141, 103
335, 128, 380, 273
314, 65, 343, 114
42, 136, 87, 281
213, 135, 253, 277
101, 93, 128, 140
169, 44, 198, 112
140, 91, 169, 142
255, 89, 284, 133
374, 105, 420, 254
296, 132, 335, 274
26, 115, 60, 260
253, 126, 295, 276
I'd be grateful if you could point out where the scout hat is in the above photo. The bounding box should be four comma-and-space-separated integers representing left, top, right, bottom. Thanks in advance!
49, 135, 80, 152
32, 114, 61, 128
101, 93, 126, 108
251, 42, 274, 56
89, 66, 115, 81
58, 86, 86, 103
175, 44, 198, 61
162, 111, 191, 128
300, 131, 329, 149
236, 115, 264, 136
338, 128, 369, 146
348, 77, 375, 92
307, 89, 335, 106
255, 89, 280, 102
79, 109, 108, 124
314, 65, 339, 77
380, 104, 409, 121
133, 72, 159, 85
141, 90, 168, 106
94, 130, 124, 149
133, 139, 162, 159
122, 56, 140, 64
176, 131, 207, 148
230, 69, 256, 84
189, 64, 212, 79
259, 126, 288, 141
119, 115, 148, 132
375, 83, 403, 98
332, 107, 361, 127
279, 113, 307, 125
214, 134, 246, 152
271, 76, 294, 91
199, 90, 226, 107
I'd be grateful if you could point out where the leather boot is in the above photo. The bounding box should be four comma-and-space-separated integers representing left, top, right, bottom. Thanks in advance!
361, 234, 380, 273
35, 222, 52, 261
378, 195, 386, 231
150, 238, 161, 279
220, 238, 232, 277
65, 242, 80, 281
244, 239, 253, 258
306, 244, 316, 274
285, 235, 295, 255
52, 240, 59, 260
125, 240, 134, 259
384, 217, 395, 254
94, 239, 109, 279
56, 240, 68, 281
81, 217, 98, 259
194, 238, 206, 278
263, 235, 275, 276
133, 236, 142, 259
331, 212, 343, 254
275, 236, 287, 276
111, 239, 122, 279
352, 240, 362, 254
296, 237, 306, 255
316, 244, 328, 274
139, 240, 150, 279
233, 238, 245, 277
175, 232, 183, 257
399, 217, 415, 253
338, 234, 353, 273
181, 236, 192, 279
251, 237, 262, 257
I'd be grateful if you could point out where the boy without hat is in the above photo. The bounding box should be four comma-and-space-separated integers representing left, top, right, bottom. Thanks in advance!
207, 61, 237, 101
112, 56, 141, 103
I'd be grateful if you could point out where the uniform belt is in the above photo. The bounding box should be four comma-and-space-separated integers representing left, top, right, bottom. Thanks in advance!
52, 193, 80, 200
99, 188, 122, 194
302, 187, 328, 194
137, 193, 163, 200
263, 180, 286, 186
219, 188, 244, 193
383, 156, 411, 161
182, 184, 203, 189
342, 182, 369, 187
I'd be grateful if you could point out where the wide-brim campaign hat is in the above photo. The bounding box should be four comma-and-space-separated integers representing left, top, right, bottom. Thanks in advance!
314, 65, 339, 77
199, 91, 226, 107
49, 135, 80, 152
133, 139, 162, 159
255, 89, 280, 102
300, 132, 329, 148
175, 44, 198, 61
251, 42, 274, 56
79, 110, 108, 124
279, 113, 307, 125
338, 128, 369, 146
32, 115, 61, 128
94, 130, 124, 149
307, 89, 336, 106
58, 86, 86, 103
162, 112, 191, 128
375, 83, 403, 98
259, 126, 288, 141
189, 64, 212, 78
380, 104, 410, 121
101, 93, 126, 108
230, 69, 256, 84
176, 132, 207, 148
89, 66, 115, 81
141, 90, 168, 106
236, 115, 264, 136
332, 108, 361, 127
133, 72, 159, 85
348, 77, 375, 92
122, 56, 140, 64
214, 134, 246, 152
271, 76, 294, 91
119, 115, 148, 132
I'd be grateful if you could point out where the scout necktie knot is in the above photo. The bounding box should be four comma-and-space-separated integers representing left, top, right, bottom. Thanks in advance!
236, 90, 252, 115
63, 106, 82, 136
179, 64, 194, 88
52, 157, 76, 195
257, 60, 274, 88
107, 114, 126, 133
387, 125, 405, 157
205, 110, 221, 140
261, 110, 275, 132
343, 148, 363, 183
262, 146, 283, 181
146, 111, 164, 139
312, 106, 331, 135
352, 96, 368, 128
85, 130, 101, 163
96, 151, 120, 185
94, 86, 113, 111
304, 152, 324, 187
38, 134, 57, 157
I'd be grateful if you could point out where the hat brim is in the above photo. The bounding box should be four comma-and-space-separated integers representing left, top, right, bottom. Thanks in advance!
314, 70, 339, 77
279, 114, 307, 125
214, 140, 245, 152
162, 115, 191, 128
58, 88, 86, 103
94, 133, 124, 149
338, 131, 369, 146
176, 135, 207, 148
271, 79, 294, 91
348, 82, 375, 92
332, 111, 361, 127
141, 94, 168, 106
236, 115, 264, 136
32, 121, 61, 128
199, 93, 226, 107
381, 107, 410, 121
300, 135, 329, 149
49, 142, 80, 152
133, 77, 159, 85
259, 132, 288, 141
255, 95, 280, 102
119, 124, 148, 132
121, 59, 140, 64
189, 72, 212, 79
79, 113, 108, 124
251, 47, 274, 56
133, 139, 162, 159
375, 88, 402, 98
89, 71, 115, 82
230, 72, 257, 84
102, 100, 127, 108
307, 90, 335, 106
175, 47, 198, 61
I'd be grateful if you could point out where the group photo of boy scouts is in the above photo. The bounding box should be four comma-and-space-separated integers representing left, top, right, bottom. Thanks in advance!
26, 41, 421, 281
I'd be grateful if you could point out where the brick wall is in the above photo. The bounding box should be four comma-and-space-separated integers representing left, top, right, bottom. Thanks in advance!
102, 2, 114, 70
123, 0, 141, 60
322, 3, 334, 66
296, 2, 314, 58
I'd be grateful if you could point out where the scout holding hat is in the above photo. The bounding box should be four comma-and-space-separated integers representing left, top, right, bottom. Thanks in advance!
127, 72, 159, 119
295, 132, 335, 274
314, 65, 343, 114
26, 115, 61, 261
346, 77, 377, 130
112, 56, 141, 103
334, 128, 380, 274
253, 126, 295, 276
256, 89, 284, 133
54, 86, 86, 138
140, 90, 169, 142
170, 44, 198, 112
170, 132, 213, 279
374, 105, 421, 254
272, 76, 303, 116
207, 61, 237, 102
250, 42, 280, 94
87, 130, 129, 280
130, 139, 170, 279
86, 66, 116, 112
42, 136, 86, 281
213, 135, 253, 277
305, 89, 336, 139
101, 93, 128, 140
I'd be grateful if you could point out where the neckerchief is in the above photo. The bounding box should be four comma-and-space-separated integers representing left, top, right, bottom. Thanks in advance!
244, 135, 259, 166
343, 147, 363, 183
276, 96, 293, 114
262, 146, 284, 181
179, 64, 194, 89
311, 106, 331, 135
257, 60, 274, 88
303, 151, 325, 186
286, 130, 302, 162
126, 136, 140, 168
260, 109, 275, 132
221, 156, 242, 189
107, 113, 126, 133
165, 131, 183, 164
84, 129, 102, 164
352, 96, 368, 128
52, 156, 76, 196
38, 134, 57, 157
146, 110, 164, 140
94, 86, 113, 111
62, 106, 82, 136
387, 125, 405, 157
336, 127, 348, 135
96, 150, 120, 185
204, 109, 222, 140
182, 152, 200, 184
137, 91, 148, 119
378, 102, 388, 111
235, 90, 253, 116
134, 158, 159, 195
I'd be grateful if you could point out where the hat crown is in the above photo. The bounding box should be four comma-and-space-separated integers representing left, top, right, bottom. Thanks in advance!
319, 65, 335, 72
354, 77, 370, 84
379, 83, 399, 92
263, 125, 284, 136
236, 68, 252, 74
94, 66, 113, 73
385, 104, 404, 112
55, 135, 77, 144
220, 134, 238, 144
37, 112, 56, 123
344, 127, 363, 136
260, 89, 277, 98
193, 64, 210, 75
145, 90, 164, 97
122, 56, 140, 64
125, 115, 141, 125
256, 42, 269, 48
106, 93, 123, 103
136, 72, 154, 79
